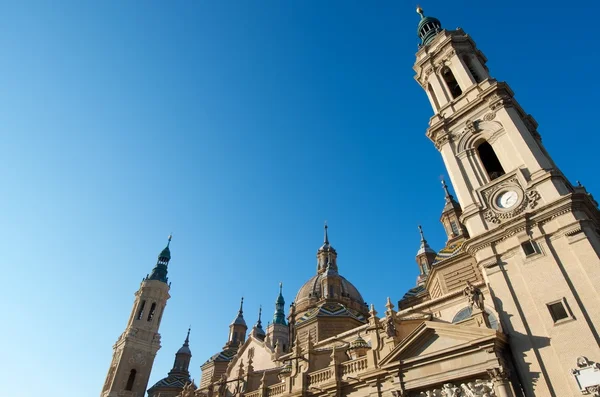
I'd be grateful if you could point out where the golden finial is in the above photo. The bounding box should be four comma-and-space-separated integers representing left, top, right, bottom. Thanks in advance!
416, 5, 425, 18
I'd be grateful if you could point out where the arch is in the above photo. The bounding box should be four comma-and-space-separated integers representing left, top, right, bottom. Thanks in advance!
477, 141, 505, 181
125, 369, 136, 391
441, 66, 462, 98
456, 120, 504, 154
452, 306, 499, 330
147, 302, 157, 322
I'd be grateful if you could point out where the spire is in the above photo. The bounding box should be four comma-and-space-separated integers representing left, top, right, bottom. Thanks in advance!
184, 327, 191, 347
231, 297, 247, 326
324, 221, 329, 245
273, 283, 287, 325
176, 327, 192, 355
417, 225, 436, 256
441, 179, 461, 213
416, 6, 442, 46
252, 306, 265, 340
147, 235, 172, 283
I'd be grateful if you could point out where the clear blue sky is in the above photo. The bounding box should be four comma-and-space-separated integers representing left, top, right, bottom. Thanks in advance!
2, 1, 599, 396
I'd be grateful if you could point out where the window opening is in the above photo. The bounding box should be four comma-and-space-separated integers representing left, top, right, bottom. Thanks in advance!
125, 369, 136, 391
547, 301, 569, 322
450, 221, 460, 236
521, 241, 539, 256
442, 67, 462, 98
147, 302, 156, 322
464, 56, 482, 83
477, 141, 505, 181
136, 301, 146, 320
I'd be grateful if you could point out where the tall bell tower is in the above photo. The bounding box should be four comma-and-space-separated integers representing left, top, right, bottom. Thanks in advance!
413, 8, 600, 396
101, 237, 172, 397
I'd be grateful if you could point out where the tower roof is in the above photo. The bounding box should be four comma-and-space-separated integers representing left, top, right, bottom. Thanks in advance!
416, 6, 442, 46
231, 297, 247, 327
273, 283, 287, 325
417, 225, 436, 256
147, 235, 172, 283
176, 327, 192, 355
318, 222, 336, 253
441, 179, 461, 213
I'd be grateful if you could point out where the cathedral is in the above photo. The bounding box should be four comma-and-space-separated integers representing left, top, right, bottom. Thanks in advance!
101, 8, 600, 397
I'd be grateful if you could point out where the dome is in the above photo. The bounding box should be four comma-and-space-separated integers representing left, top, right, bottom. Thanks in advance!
159, 245, 171, 260
177, 345, 192, 355
416, 7, 442, 46
295, 273, 366, 308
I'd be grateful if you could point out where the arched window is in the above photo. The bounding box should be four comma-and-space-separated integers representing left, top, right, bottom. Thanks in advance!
477, 141, 505, 181
442, 67, 462, 98
136, 301, 146, 320
147, 302, 157, 322
125, 369, 136, 391
463, 56, 482, 83
452, 306, 499, 330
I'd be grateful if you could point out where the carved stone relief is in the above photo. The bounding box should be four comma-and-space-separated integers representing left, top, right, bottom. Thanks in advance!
481, 177, 541, 224
129, 350, 147, 366
415, 379, 495, 396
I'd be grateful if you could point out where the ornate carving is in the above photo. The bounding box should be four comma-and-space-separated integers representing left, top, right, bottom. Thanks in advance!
484, 210, 500, 224
179, 382, 196, 397
465, 119, 478, 135
526, 190, 541, 209
416, 380, 496, 396
385, 317, 397, 338
463, 281, 485, 312
483, 112, 496, 121
480, 177, 541, 224
487, 366, 509, 383
128, 350, 147, 366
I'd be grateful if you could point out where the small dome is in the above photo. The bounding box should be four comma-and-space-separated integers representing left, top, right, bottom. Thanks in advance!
177, 345, 192, 355
416, 8, 442, 46
349, 334, 369, 350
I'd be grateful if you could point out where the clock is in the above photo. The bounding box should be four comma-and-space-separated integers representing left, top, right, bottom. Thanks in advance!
496, 190, 519, 209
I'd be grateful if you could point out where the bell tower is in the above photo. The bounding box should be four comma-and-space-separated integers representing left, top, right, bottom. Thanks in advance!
101, 237, 172, 397
414, 8, 600, 396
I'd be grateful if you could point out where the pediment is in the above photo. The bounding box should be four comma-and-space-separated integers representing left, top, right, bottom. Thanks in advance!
379, 321, 499, 367
225, 336, 277, 376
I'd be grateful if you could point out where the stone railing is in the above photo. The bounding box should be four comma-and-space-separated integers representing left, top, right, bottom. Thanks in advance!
307, 367, 334, 387
245, 390, 262, 397
267, 382, 286, 396
341, 356, 368, 377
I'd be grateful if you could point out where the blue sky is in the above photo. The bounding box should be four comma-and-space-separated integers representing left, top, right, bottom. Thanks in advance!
2, 1, 600, 396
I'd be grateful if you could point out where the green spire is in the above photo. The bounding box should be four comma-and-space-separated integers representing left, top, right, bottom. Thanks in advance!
147, 235, 172, 283
416, 6, 442, 46
273, 283, 287, 325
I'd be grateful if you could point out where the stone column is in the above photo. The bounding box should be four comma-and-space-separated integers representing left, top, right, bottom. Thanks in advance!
488, 367, 513, 397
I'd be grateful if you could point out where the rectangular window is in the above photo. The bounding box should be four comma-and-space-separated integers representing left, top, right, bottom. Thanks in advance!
450, 221, 459, 236
521, 241, 538, 256
547, 300, 569, 323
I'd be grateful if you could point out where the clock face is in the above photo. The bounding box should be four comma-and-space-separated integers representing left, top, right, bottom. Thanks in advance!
496, 190, 519, 209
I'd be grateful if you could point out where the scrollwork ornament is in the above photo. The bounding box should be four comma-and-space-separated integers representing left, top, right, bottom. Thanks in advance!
484, 210, 500, 224
585, 385, 600, 397
483, 112, 496, 121
526, 190, 541, 209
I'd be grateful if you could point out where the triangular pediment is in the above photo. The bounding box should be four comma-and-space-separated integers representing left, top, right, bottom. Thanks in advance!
379, 321, 500, 367
225, 336, 277, 376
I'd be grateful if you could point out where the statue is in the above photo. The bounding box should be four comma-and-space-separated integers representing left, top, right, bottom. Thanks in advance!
385, 317, 396, 337
217, 374, 227, 397
179, 382, 195, 397
463, 281, 485, 312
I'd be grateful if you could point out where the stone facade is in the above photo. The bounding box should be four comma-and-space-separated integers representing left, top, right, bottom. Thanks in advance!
101, 8, 600, 397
